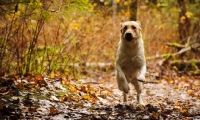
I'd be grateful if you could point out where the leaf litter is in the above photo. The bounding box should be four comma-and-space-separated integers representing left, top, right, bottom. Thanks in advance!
0, 63, 200, 119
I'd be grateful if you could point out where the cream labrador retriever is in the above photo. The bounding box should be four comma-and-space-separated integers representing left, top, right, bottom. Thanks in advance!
116, 21, 146, 104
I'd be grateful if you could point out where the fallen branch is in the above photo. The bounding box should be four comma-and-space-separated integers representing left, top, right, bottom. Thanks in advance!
171, 59, 200, 71
147, 43, 200, 60
137, 79, 158, 84
166, 42, 186, 49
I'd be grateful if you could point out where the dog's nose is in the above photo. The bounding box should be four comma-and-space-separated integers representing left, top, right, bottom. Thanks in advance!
125, 32, 133, 41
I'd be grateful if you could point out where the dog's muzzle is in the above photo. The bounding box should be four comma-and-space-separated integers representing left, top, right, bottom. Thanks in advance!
125, 32, 134, 41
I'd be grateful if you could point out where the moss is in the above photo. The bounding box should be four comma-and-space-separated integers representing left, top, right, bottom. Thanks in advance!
163, 53, 175, 59
190, 70, 200, 75
190, 59, 198, 70
55, 91, 68, 96
169, 42, 182, 47
31, 93, 49, 100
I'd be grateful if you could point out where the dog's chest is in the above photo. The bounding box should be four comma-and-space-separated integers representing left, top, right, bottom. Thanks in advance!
120, 56, 143, 80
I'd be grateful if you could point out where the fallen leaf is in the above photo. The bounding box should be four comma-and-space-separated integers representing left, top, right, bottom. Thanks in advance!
187, 90, 195, 96
146, 90, 154, 96
151, 111, 159, 119
50, 96, 59, 101
59, 96, 65, 102
181, 108, 191, 117
29, 107, 36, 113
37, 107, 48, 115
50, 107, 59, 115
35, 74, 43, 81
80, 85, 87, 93
0, 104, 3, 110
82, 94, 90, 100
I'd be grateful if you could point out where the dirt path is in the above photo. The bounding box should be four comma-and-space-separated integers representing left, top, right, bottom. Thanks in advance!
0, 72, 200, 119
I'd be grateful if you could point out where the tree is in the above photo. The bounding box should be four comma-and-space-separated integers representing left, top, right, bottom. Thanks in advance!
0, 0, 91, 75
112, 0, 117, 20
177, 0, 191, 44
129, 0, 137, 21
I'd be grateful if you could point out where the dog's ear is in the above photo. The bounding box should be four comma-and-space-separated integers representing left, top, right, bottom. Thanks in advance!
136, 21, 142, 30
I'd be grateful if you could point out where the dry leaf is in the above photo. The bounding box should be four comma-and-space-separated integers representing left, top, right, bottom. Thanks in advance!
146, 90, 154, 96
152, 111, 159, 119
187, 90, 195, 96
50, 96, 59, 101
50, 107, 59, 115
0, 104, 3, 110
82, 94, 90, 100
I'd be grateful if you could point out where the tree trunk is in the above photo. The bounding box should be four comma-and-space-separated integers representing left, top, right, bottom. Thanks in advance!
112, 0, 117, 20
148, 0, 157, 6
177, 0, 191, 44
129, 0, 137, 21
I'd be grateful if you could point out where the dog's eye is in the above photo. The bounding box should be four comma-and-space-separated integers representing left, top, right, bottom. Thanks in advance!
132, 26, 136, 29
124, 26, 127, 30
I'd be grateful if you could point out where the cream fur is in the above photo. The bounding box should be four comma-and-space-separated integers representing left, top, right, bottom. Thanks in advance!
116, 21, 146, 104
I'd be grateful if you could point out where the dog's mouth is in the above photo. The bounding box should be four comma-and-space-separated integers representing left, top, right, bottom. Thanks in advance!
125, 33, 134, 41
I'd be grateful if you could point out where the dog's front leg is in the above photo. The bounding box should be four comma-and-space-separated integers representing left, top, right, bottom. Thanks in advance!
123, 92, 127, 102
137, 64, 146, 82
116, 65, 130, 102
132, 80, 144, 105
135, 64, 146, 105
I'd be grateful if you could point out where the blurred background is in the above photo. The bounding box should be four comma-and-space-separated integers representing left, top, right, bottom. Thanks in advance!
0, 0, 199, 78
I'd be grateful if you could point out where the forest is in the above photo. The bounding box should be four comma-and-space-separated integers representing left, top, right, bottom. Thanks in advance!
0, 0, 199, 119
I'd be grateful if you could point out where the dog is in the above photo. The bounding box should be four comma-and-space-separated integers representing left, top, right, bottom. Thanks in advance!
116, 21, 146, 104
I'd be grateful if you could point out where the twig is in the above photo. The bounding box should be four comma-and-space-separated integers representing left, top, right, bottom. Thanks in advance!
137, 79, 158, 84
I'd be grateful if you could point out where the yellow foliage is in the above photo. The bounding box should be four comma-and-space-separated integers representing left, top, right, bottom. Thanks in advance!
70, 22, 81, 30
159, 24, 165, 29
38, 2, 43, 6
186, 12, 193, 18
125, 11, 130, 17
16, 11, 21, 16
29, 2, 33, 6
116, 0, 120, 3
5, 14, 12, 19
171, 7, 178, 12
50, 73, 55, 79
124, 1, 129, 6
181, 16, 186, 21
140, 5, 148, 10
95, 13, 100, 17
78, 17, 83, 22
90, 3, 97, 11
157, 3, 168, 7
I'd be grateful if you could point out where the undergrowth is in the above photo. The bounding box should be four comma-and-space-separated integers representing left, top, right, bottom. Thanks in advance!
0, 1, 191, 78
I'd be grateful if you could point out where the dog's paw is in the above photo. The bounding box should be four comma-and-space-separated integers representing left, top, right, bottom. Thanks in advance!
122, 83, 130, 93
137, 75, 145, 83
138, 100, 145, 105
137, 79, 145, 83
137, 95, 145, 105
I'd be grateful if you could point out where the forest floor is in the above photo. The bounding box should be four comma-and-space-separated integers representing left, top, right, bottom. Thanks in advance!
0, 61, 200, 120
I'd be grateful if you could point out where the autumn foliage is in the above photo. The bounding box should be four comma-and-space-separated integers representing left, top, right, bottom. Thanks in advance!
0, 0, 200, 119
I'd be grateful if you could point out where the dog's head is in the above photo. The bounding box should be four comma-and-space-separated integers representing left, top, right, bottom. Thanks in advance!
121, 21, 142, 42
